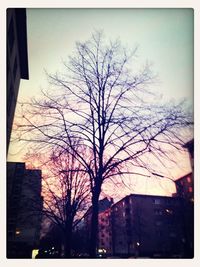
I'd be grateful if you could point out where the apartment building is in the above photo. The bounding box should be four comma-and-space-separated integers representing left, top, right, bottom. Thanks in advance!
111, 194, 186, 258
7, 162, 43, 258
7, 8, 29, 151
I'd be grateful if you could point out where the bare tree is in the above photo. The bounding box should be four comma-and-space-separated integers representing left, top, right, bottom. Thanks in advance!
24, 143, 91, 258
16, 31, 193, 257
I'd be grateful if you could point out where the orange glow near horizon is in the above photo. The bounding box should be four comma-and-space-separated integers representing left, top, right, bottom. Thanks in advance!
7, 136, 192, 201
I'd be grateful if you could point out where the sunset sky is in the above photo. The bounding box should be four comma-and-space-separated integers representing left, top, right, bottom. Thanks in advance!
7, 8, 193, 198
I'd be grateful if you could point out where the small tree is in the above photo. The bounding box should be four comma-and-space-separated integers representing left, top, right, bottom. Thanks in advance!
25, 143, 91, 258
16, 31, 193, 257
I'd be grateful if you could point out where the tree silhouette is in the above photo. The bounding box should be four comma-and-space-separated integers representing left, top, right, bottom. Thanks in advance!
24, 142, 91, 258
16, 31, 193, 257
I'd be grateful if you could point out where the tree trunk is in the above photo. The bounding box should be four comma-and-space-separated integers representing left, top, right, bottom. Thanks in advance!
65, 232, 72, 258
62, 221, 73, 258
89, 191, 100, 258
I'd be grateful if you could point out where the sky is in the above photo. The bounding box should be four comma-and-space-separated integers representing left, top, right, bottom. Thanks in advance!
7, 8, 194, 197
19, 8, 193, 102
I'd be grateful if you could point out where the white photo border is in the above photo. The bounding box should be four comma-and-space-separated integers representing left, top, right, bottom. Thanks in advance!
1, 1, 199, 267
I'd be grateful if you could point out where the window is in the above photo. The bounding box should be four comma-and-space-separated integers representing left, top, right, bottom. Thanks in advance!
126, 217, 131, 224
154, 209, 163, 215
8, 231, 14, 238
127, 229, 131, 235
125, 207, 130, 214
16, 165, 24, 173
15, 229, 21, 235
8, 218, 15, 223
189, 186, 193, 193
187, 176, 191, 183
165, 209, 173, 215
166, 198, 172, 204
155, 221, 162, 226
13, 195, 19, 201
153, 199, 161, 205
8, 222, 15, 228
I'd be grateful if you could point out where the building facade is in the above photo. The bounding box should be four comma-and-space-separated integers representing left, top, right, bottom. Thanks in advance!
111, 194, 186, 258
7, 8, 29, 151
175, 139, 194, 200
173, 139, 194, 258
98, 208, 112, 256
175, 172, 193, 200
7, 162, 43, 258
82, 197, 113, 256
183, 139, 194, 169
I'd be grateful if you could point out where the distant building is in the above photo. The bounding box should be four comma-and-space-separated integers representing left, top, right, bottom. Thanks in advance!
7, 8, 29, 152
175, 172, 193, 201
7, 162, 43, 258
172, 139, 194, 258
98, 208, 112, 256
83, 197, 113, 226
82, 197, 113, 255
177, 139, 194, 200
183, 139, 194, 169
111, 194, 186, 258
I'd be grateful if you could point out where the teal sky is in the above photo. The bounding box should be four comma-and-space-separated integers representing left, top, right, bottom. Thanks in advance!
8, 9, 193, 195
18, 8, 193, 104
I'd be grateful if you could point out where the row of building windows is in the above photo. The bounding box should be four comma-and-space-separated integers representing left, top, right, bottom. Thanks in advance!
99, 240, 112, 247
100, 217, 109, 223
119, 207, 175, 220
154, 208, 174, 215
114, 198, 180, 212
99, 236, 111, 243
179, 176, 192, 185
